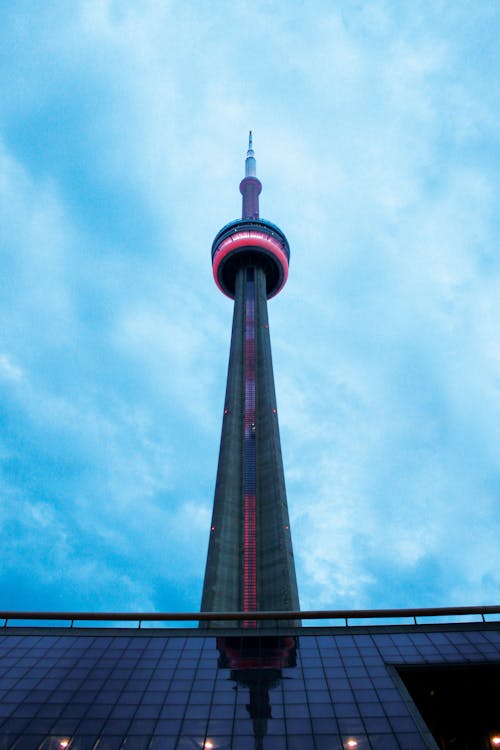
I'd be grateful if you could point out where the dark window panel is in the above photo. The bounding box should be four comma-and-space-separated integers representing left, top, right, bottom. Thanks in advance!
348, 667, 369, 678
285, 717, 313, 733
206, 718, 234, 733
121, 737, 150, 749
60, 704, 88, 719
192, 679, 215, 691
376, 689, 401, 702
154, 718, 182, 734
233, 706, 256, 722
119, 690, 143, 706
0, 679, 22, 690
287, 735, 315, 750
146, 679, 169, 691
12, 736, 46, 750
189, 691, 214, 704
334, 704, 360, 718
363, 656, 384, 667
306, 689, 331, 703
77, 718, 106, 733
93, 737, 123, 750
283, 691, 307, 704
149, 737, 180, 750
181, 739, 225, 750
305, 678, 328, 690
370, 676, 395, 689
321, 658, 344, 668
383, 701, 408, 717
310, 703, 335, 718
270, 704, 285, 719
325, 667, 348, 679
128, 718, 157, 733
330, 688, 355, 703
368, 734, 401, 749
83, 704, 113, 719
379, 647, 401, 658
5, 689, 30, 702
389, 716, 419, 732
282, 681, 307, 692
363, 716, 392, 732
397, 733, 430, 749
179, 718, 207, 734
94, 692, 122, 704
266, 718, 286, 734
314, 736, 343, 750
337, 716, 365, 733
101, 717, 132, 733
35, 704, 65, 719
124, 680, 150, 691
284, 702, 309, 718
230, 738, 256, 750
254, 737, 286, 749
302, 667, 324, 677
184, 704, 209, 719
134, 705, 162, 719
110, 704, 136, 719
357, 701, 384, 717
56, 738, 96, 750
210, 705, 234, 719
164, 692, 189, 707
349, 677, 373, 690
13, 678, 41, 690
80, 680, 105, 690
195, 668, 217, 679
23, 717, 54, 732
141, 692, 165, 704
343, 657, 364, 667
211, 691, 236, 705
311, 715, 340, 732
69, 691, 99, 704
168, 680, 192, 691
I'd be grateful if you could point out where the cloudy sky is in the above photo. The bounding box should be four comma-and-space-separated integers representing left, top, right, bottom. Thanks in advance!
0, 0, 498, 619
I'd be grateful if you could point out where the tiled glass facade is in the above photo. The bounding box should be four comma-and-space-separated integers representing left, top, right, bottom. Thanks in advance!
0, 624, 498, 749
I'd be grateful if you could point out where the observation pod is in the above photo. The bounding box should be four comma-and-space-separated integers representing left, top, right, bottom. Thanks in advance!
212, 218, 290, 300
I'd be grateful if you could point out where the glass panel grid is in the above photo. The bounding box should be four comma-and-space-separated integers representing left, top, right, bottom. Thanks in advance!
0, 628, 498, 748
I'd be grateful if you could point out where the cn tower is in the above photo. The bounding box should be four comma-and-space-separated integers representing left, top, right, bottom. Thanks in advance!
201, 133, 300, 625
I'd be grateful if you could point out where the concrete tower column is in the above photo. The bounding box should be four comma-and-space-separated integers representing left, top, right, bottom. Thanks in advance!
201, 135, 299, 627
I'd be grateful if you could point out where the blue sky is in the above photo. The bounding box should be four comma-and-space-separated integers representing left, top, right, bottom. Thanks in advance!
0, 0, 498, 616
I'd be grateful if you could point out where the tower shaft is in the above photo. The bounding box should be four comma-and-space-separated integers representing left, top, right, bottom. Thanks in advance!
201, 264, 299, 624
203, 134, 299, 627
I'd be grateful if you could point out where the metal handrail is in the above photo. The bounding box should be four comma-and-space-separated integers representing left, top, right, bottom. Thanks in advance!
1, 604, 499, 628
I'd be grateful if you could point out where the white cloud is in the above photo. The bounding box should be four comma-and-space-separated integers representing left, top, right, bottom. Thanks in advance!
0, 353, 24, 382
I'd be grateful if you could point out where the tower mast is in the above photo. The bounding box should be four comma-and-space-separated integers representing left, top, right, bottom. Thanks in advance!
201, 134, 299, 626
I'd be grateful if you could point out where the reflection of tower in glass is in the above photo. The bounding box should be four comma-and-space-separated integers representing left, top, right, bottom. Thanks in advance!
217, 635, 297, 749
201, 133, 300, 626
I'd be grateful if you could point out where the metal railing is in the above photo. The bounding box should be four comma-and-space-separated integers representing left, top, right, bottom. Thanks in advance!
1, 605, 499, 629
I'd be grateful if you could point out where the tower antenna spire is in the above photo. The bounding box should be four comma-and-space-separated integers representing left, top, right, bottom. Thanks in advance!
245, 130, 256, 177
240, 130, 261, 217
